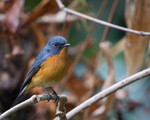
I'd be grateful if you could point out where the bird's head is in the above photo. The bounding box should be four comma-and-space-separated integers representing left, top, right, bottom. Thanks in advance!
45, 36, 70, 55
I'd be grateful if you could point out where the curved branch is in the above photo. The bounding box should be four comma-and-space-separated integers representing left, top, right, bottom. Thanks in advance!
66, 68, 150, 119
56, 0, 150, 36
0, 94, 67, 120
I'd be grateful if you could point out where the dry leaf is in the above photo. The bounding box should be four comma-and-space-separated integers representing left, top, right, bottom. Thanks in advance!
66, 73, 89, 100
125, 0, 150, 75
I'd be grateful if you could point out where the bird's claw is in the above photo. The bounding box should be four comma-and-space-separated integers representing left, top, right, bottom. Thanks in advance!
43, 87, 52, 102
50, 87, 59, 103
43, 87, 59, 102
47, 93, 52, 102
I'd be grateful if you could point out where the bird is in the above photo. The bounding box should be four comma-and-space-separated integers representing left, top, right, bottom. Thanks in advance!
12, 36, 70, 106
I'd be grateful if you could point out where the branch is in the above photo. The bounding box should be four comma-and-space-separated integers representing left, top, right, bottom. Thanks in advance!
0, 94, 67, 120
90, 42, 115, 119
56, 0, 150, 36
66, 68, 150, 119
54, 96, 68, 120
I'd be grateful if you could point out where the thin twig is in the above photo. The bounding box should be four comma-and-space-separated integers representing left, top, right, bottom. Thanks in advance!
56, 0, 150, 36
0, 94, 67, 120
66, 68, 150, 119
101, 0, 119, 42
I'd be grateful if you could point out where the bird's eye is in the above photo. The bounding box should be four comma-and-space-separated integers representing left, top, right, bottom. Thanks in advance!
54, 42, 58, 46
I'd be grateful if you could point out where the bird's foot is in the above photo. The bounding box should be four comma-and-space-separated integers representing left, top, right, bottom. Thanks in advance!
42, 87, 52, 102
50, 87, 59, 102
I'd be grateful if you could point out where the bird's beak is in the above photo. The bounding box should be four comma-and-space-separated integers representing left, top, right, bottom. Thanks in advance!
64, 43, 70, 47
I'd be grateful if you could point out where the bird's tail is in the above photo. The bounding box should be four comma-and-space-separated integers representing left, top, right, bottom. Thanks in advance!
11, 85, 28, 107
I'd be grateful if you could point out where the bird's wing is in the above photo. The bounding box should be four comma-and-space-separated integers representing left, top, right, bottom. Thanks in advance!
12, 51, 51, 106
12, 66, 41, 107
20, 52, 51, 91
20, 66, 40, 90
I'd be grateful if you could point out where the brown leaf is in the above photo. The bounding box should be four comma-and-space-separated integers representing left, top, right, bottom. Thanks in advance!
125, 0, 150, 75
66, 73, 89, 100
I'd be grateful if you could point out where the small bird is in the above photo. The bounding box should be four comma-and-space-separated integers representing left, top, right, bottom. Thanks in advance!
12, 36, 70, 106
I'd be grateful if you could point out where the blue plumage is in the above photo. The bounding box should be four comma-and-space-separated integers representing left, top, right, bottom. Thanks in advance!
32, 36, 68, 68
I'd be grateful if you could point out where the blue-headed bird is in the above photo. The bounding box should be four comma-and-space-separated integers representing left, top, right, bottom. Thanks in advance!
12, 36, 70, 106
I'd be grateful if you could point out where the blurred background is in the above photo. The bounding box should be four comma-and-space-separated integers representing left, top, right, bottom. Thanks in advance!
0, 0, 150, 120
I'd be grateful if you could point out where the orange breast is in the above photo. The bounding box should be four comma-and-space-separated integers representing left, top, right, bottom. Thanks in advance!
26, 47, 69, 92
